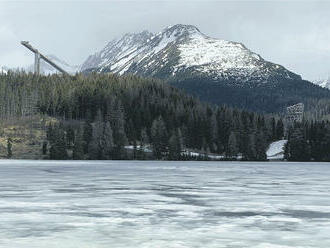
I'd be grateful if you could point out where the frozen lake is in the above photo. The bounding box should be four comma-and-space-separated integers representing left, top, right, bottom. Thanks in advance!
0, 160, 330, 248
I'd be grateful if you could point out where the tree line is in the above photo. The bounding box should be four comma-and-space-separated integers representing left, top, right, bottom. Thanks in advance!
0, 72, 286, 160
285, 121, 330, 161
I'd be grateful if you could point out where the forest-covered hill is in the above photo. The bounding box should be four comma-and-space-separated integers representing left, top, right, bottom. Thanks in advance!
0, 72, 285, 160
171, 77, 330, 115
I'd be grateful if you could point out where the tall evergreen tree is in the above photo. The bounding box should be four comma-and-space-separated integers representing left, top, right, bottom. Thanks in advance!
276, 120, 284, 140
168, 129, 183, 160
255, 131, 267, 161
109, 100, 128, 159
83, 121, 93, 154
285, 127, 311, 161
7, 138, 13, 158
73, 127, 85, 160
151, 116, 168, 159
245, 133, 257, 161
102, 121, 114, 159
49, 126, 68, 160
226, 131, 238, 159
88, 110, 104, 160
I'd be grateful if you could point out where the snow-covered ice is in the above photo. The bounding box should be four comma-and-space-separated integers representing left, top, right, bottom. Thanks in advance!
0, 160, 330, 247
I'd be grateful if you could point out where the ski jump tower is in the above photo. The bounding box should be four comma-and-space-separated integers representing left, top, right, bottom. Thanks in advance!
285, 103, 304, 123
284, 102, 304, 137
21, 41, 69, 75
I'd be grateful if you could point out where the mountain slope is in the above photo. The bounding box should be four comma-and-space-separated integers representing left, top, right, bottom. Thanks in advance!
83, 24, 300, 85
81, 31, 153, 72
314, 78, 330, 89
82, 24, 330, 113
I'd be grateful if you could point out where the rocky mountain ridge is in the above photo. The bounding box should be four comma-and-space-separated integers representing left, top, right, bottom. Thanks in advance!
81, 24, 301, 86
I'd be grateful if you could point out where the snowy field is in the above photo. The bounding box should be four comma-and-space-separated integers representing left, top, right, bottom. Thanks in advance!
0, 160, 330, 248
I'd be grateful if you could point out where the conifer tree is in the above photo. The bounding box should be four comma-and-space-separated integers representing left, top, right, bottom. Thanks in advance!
270, 117, 276, 141
42, 141, 47, 155
245, 133, 257, 160
168, 129, 183, 160
109, 100, 127, 159
66, 127, 75, 147
49, 126, 68, 160
151, 116, 168, 159
255, 131, 267, 161
140, 128, 149, 146
88, 110, 104, 159
83, 121, 93, 154
102, 121, 114, 159
7, 138, 12, 158
73, 128, 85, 160
226, 131, 238, 159
276, 120, 284, 140
285, 127, 311, 161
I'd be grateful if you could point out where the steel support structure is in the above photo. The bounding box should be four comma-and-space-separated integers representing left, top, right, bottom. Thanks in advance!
34, 51, 40, 75
21, 41, 68, 75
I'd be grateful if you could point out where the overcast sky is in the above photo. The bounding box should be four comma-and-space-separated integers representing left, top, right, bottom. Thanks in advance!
0, 0, 329, 81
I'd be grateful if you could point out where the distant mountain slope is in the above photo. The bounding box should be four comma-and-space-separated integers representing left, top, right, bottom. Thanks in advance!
82, 24, 330, 113
82, 24, 300, 85
81, 31, 153, 72
314, 78, 330, 89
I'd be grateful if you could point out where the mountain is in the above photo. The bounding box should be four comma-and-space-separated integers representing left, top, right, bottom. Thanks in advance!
82, 24, 330, 113
27, 55, 79, 75
314, 78, 330, 89
82, 24, 300, 84
81, 31, 153, 72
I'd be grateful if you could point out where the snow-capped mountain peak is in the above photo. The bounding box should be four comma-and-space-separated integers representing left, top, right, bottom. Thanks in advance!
161, 24, 202, 38
81, 24, 301, 84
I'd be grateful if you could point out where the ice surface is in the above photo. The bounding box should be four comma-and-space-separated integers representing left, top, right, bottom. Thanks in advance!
0, 160, 330, 247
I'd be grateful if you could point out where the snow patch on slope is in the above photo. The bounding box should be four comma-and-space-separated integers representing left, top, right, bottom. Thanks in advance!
109, 27, 184, 75
313, 78, 330, 89
151, 31, 177, 54
177, 34, 257, 71
81, 31, 153, 72
267, 140, 287, 160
